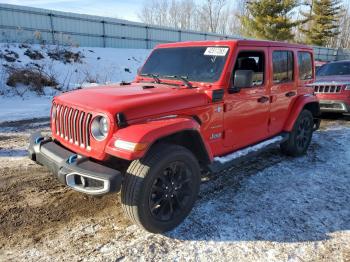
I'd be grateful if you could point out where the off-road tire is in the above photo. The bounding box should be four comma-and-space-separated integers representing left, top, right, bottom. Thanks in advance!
281, 109, 314, 156
121, 144, 200, 233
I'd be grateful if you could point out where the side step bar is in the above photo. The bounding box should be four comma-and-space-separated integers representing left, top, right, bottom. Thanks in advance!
207, 133, 289, 173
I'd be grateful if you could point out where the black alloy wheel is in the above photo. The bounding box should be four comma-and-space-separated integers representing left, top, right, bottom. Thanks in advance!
149, 161, 192, 222
121, 144, 200, 233
281, 109, 314, 156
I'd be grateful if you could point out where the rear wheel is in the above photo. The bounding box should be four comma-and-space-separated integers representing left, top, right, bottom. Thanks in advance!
121, 144, 200, 233
281, 109, 314, 156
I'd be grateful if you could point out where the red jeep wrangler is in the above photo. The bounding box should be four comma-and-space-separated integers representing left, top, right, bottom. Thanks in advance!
29, 40, 320, 233
311, 60, 350, 114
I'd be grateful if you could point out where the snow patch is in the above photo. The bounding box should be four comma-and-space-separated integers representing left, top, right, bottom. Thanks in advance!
0, 148, 27, 157
0, 43, 150, 123
0, 96, 52, 122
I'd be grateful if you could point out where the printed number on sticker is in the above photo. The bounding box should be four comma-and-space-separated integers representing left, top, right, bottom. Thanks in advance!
204, 47, 228, 56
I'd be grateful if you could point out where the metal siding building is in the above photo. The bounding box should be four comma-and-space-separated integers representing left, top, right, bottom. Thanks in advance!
0, 3, 349, 61
0, 3, 239, 49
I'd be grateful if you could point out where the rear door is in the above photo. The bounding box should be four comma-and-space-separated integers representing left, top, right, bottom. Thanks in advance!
223, 47, 270, 150
269, 48, 298, 135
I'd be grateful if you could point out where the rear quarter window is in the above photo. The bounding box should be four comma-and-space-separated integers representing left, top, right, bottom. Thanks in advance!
298, 52, 313, 80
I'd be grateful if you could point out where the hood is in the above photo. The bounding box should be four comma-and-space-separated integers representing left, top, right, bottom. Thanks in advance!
315, 75, 350, 84
54, 83, 209, 121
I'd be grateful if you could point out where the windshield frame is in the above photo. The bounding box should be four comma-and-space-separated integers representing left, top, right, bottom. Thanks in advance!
138, 45, 232, 85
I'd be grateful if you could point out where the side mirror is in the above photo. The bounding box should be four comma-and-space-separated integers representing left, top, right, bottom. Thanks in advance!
229, 70, 254, 93
228, 85, 241, 94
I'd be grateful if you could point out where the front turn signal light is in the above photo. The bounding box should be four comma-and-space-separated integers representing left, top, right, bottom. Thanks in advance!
114, 139, 148, 152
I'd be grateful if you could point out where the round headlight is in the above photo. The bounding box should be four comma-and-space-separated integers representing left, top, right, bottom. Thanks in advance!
91, 116, 109, 141
51, 104, 57, 119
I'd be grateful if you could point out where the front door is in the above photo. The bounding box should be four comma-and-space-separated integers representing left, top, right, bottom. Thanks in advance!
223, 48, 270, 150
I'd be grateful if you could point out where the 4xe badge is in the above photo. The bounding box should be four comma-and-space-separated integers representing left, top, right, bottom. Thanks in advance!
210, 133, 222, 140
215, 106, 222, 113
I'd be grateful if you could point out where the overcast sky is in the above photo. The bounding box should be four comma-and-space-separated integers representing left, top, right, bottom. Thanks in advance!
1, 0, 349, 23
0, 0, 143, 21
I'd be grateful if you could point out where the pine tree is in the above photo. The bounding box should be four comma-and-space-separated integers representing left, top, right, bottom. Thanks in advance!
239, 0, 299, 41
301, 0, 342, 46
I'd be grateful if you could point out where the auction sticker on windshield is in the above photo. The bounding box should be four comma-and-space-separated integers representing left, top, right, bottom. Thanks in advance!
204, 47, 229, 56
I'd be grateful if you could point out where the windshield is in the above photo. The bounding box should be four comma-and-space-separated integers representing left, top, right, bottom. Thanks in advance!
317, 62, 350, 76
140, 46, 229, 83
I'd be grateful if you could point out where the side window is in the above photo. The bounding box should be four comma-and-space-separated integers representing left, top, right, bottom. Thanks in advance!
272, 51, 294, 83
298, 51, 313, 80
233, 51, 265, 87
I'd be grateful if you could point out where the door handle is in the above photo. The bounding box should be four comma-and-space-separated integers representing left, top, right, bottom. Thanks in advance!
285, 91, 296, 97
257, 96, 269, 103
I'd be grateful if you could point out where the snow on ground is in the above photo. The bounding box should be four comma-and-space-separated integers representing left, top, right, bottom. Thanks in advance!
0, 96, 52, 122
98, 126, 350, 261
0, 119, 349, 261
0, 43, 150, 123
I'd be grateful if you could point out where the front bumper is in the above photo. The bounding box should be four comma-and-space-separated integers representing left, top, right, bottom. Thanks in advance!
319, 100, 350, 113
28, 132, 122, 195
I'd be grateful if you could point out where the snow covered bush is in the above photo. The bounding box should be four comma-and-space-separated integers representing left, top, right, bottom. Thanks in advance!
6, 65, 58, 95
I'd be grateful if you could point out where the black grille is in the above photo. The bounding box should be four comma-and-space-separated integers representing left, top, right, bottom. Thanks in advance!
314, 85, 342, 93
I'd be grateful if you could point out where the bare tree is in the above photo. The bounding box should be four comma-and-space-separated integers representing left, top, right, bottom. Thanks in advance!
197, 0, 227, 33
177, 0, 197, 29
138, 0, 169, 26
138, 0, 241, 36
138, 2, 155, 25
168, 0, 181, 28
167, 0, 197, 29
332, 2, 350, 48
226, 0, 248, 36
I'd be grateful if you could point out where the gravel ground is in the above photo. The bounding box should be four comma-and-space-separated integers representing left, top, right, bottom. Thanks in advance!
0, 116, 349, 261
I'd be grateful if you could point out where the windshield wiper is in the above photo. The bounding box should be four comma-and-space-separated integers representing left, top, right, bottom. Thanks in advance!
163, 75, 193, 88
140, 73, 161, 84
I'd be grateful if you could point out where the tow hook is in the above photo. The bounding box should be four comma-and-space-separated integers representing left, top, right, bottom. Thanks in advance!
67, 154, 78, 164
35, 136, 45, 144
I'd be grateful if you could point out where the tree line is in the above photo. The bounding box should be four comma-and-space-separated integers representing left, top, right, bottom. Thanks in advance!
138, 0, 350, 48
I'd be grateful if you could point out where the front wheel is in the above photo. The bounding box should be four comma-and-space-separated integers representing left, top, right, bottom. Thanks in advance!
281, 109, 314, 156
121, 144, 200, 233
